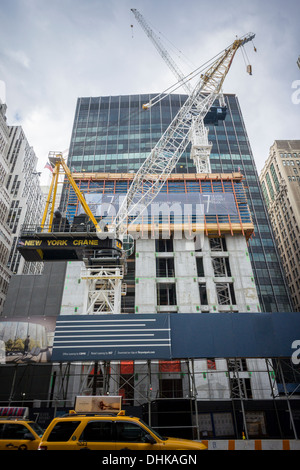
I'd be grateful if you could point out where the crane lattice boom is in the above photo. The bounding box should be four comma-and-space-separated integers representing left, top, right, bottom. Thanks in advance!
113, 33, 255, 236
131, 8, 192, 95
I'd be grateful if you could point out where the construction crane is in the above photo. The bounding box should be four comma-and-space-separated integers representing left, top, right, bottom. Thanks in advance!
130, 8, 228, 175
17, 32, 254, 315
113, 32, 255, 237
131, 8, 226, 107
131, 8, 192, 95
18, 32, 254, 247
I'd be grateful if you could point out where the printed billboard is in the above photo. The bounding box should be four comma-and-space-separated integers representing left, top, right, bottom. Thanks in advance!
0, 316, 56, 364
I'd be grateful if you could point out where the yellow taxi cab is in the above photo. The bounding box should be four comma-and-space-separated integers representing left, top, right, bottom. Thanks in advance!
38, 411, 207, 451
0, 407, 44, 451
38, 396, 206, 451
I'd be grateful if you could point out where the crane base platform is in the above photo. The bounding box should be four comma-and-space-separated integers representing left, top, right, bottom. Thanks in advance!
17, 226, 122, 263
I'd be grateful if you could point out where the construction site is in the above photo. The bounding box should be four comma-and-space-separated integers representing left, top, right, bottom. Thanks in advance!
1, 9, 300, 450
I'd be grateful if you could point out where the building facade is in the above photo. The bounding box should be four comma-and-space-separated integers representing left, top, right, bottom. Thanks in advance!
65, 93, 292, 313
0, 100, 12, 314
260, 140, 300, 311
5, 126, 45, 275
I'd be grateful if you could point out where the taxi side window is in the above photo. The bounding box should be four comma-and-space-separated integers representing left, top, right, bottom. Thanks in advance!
1, 423, 32, 439
47, 421, 81, 442
80, 421, 114, 442
116, 422, 149, 442
0, 423, 5, 438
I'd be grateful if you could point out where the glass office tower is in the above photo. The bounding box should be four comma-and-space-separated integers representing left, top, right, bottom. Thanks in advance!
66, 93, 292, 312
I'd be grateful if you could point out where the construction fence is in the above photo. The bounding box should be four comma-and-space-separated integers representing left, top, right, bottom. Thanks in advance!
0, 357, 299, 440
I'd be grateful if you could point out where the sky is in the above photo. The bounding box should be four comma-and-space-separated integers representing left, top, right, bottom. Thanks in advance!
0, 0, 299, 185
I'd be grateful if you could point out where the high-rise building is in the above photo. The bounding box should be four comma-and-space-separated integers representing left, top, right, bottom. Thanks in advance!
65, 93, 292, 313
260, 140, 300, 311
0, 100, 12, 314
1, 93, 298, 439
53, 92, 295, 429
5, 126, 45, 275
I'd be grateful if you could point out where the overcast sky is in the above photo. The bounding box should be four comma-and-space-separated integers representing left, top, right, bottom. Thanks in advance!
0, 0, 299, 184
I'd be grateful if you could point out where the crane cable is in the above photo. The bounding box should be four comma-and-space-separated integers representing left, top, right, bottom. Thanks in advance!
143, 45, 231, 109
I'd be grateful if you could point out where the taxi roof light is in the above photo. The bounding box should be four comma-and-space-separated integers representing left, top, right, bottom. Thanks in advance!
0, 407, 29, 419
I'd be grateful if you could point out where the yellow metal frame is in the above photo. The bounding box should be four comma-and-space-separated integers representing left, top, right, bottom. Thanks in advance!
41, 152, 101, 233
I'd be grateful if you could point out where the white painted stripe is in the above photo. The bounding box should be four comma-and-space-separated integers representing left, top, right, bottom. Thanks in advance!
56, 318, 157, 323
55, 328, 170, 332
53, 343, 171, 348
55, 334, 156, 338
56, 324, 148, 328
54, 339, 169, 343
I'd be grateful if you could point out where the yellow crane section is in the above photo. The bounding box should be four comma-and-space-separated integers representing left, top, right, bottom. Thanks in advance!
41, 152, 101, 233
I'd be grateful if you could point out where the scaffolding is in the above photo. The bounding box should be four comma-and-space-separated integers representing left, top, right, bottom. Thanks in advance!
62, 172, 254, 240
1, 357, 299, 440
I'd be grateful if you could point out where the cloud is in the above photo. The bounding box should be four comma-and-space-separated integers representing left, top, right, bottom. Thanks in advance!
0, 0, 299, 180
3, 49, 31, 69
0, 80, 6, 103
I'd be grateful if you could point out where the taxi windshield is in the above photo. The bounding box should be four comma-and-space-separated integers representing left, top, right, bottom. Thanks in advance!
139, 419, 167, 441
29, 422, 45, 437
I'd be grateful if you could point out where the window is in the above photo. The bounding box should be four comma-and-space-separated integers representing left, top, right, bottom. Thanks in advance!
199, 283, 208, 305
261, 180, 270, 208
266, 172, 274, 200
228, 358, 248, 371
270, 163, 280, 193
196, 257, 205, 276
116, 422, 149, 442
216, 282, 236, 305
155, 238, 173, 252
156, 257, 175, 277
230, 378, 252, 399
47, 421, 81, 442
80, 421, 114, 442
159, 379, 183, 398
1, 423, 33, 440
209, 237, 227, 251
212, 257, 231, 277
28, 422, 44, 437
157, 283, 177, 305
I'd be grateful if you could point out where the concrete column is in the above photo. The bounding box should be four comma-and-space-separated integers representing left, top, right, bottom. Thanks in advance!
226, 236, 260, 312
202, 237, 218, 309
60, 261, 85, 315
174, 238, 200, 313
135, 239, 156, 313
